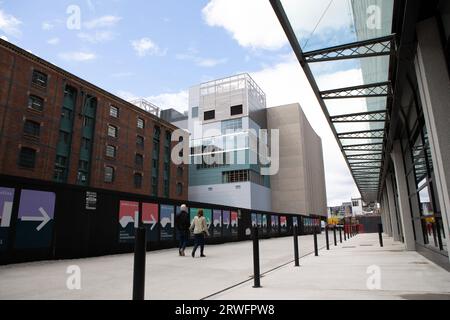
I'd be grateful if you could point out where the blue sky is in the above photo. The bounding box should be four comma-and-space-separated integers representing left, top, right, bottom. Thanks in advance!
0, 0, 293, 103
0, 0, 365, 206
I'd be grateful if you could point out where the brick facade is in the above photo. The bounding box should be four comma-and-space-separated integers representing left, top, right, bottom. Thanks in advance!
0, 39, 188, 201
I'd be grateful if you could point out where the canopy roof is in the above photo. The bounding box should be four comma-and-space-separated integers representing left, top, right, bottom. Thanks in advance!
270, 0, 395, 202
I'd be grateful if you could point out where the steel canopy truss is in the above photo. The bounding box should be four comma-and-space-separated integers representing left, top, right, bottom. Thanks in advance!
338, 129, 385, 139
320, 82, 392, 99
346, 153, 383, 160
303, 35, 395, 63
270, 0, 394, 202
343, 142, 383, 151
331, 111, 387, 123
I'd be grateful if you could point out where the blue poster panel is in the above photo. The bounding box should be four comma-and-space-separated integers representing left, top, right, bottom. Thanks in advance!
251, 213, 257, 227
222, 210, 231, 237
0, 187, 14, 251
15, 189, 56, 249
160, 204, 174, 241
271, 215, 279, 235
293, 217, 298, 227
262, 214, 268, 235
212, 209, 222, 238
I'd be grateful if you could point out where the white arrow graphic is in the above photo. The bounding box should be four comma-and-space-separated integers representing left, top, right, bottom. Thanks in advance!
21, 207, 51, 231
143, 214, 157, 230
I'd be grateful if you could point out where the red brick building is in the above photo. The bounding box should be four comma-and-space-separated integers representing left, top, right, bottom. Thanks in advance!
0, 39, 188, 200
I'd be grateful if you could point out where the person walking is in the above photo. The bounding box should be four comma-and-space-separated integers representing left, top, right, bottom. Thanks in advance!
190, 209, 209, 258
175, 204, 190, 256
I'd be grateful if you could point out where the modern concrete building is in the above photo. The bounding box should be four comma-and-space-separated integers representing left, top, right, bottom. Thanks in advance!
185, 74, 327, 216
187, 74, 272, 211
160, 108, 188, 130
0, 39, 188, 200
351, 198, 364, 216
267, 103, 327, 216
271, 0, 450, 267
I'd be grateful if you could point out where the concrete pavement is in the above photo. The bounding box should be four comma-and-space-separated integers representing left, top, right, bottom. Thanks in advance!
210, 233, 450, 300
0, 233, 325, 300
0, 232, 449, 300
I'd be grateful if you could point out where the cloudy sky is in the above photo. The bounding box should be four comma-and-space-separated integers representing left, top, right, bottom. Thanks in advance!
0, 0, 362, 206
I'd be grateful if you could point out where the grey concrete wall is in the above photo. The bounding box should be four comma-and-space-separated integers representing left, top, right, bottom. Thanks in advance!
415, 18, 450, 260
267, 103, 327, 216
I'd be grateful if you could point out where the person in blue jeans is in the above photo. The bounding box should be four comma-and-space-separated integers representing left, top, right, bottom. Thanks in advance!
175, 204, 190, 256
190, 209, 209, 257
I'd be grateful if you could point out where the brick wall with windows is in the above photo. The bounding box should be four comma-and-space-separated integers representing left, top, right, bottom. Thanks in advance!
0, 39, 188, 200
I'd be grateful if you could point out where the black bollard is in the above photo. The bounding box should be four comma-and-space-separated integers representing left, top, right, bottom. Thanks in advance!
378, 223, 383, 247
252, 226, 261, 288
344, 225, 347, 241
339, 226, 342, 243
313, 228, 318, 256
132, 226, 147, 300
293, 225, 300, 266
436, 221, 444, 251
333, 226, 337, 246
325, 225, 330, 250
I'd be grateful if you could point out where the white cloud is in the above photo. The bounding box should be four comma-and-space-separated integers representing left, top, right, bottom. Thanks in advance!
250, 56, 360, 205
116, 90, 188, 115
86, 0, 96, 12
176, 48, 227, 68
84, 15, 121, 29
146, 91, 188, 113
131, 37, 166, 57
202, 0, 351, 50
47, 37, 60, 45
0, 35, 8, 41
59, 51, 97, 62
196, 57, 227, 68
202, 0, 285, 50
0, 9, 21, 37
42, 21, 54, 31
78, 30, 115, 43
116, 90, 138, 101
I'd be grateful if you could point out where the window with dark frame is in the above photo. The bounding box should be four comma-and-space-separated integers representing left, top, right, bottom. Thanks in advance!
110, 105, 119, 118
204, 110, 215, 121
32, 70, 48, 88
134, 173, 143, 188
18, 147, 36, 168
83, 116, 93, 127
104, 166, 114, 183
79, 160, 89, 171
28, 95, 44, 112
192, 106, 199, 118
108, 124, 118, 138
106, 145, 116, 158
230, 104, 243, 116
137, 117, 145, 129
23, 120, 41, 137
81, 137, 91, 150
177, 166, 183, 178
59, 130, 70, 144
135, 153, 143, 167
137, 135, 144, 148
176, 183, 183, 196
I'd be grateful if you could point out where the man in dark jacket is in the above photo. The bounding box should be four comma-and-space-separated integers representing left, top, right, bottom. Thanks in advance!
175, 204, 190, 256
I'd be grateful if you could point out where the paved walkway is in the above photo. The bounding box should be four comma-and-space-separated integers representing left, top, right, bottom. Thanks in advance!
0, 233, 449, 300
211, 234, 450, 300
0, 234, 325, 300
